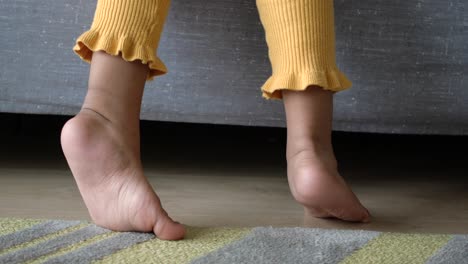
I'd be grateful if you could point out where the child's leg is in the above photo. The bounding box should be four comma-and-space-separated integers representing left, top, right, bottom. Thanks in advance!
61, 0, 185, 240
256, 0, 369, 222
283, 87, 369, 222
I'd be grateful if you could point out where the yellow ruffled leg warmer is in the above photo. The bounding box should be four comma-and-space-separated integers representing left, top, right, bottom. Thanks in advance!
73, 0, 170, 81
256, 0, 353, 99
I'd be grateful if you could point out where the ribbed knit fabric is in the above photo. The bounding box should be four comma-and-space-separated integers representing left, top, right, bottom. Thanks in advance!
256, 0, 352, 99
73, 0, 171, 81
72, 0, 352, 99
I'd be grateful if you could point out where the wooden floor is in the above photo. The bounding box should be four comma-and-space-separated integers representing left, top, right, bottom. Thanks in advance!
1, 113, 467, 234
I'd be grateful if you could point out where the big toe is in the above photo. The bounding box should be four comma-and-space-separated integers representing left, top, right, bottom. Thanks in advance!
328, 203, 370, 223
153, 210, 186, 240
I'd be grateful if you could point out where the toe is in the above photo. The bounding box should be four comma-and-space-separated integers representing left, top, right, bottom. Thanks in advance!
153, 209, 186, 240
328, 204, 370, 223
305, 207, 333, 218
361, 208, 371, 223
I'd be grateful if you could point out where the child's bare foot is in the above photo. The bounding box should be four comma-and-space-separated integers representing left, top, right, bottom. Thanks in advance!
287, 142, 370, 222
61, 109, 185, 240
282, 87, 370, 223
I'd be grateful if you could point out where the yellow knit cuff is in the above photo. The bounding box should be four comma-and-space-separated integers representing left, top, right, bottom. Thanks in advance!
256, 0, 352, 100
73, 0, 171, 81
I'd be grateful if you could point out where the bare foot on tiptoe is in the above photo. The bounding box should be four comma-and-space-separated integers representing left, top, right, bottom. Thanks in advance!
287, 142, 370, 222
61, 109, 185, 240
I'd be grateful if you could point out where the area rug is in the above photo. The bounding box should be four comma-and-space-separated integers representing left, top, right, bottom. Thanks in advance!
0, 218, 466, 264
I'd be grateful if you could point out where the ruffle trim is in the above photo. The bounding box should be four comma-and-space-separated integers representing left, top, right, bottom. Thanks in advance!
261, 69, 353, 100
72, 29, 167, 81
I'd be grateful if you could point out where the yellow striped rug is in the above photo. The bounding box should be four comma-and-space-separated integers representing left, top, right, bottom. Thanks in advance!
0, 218, 466, 264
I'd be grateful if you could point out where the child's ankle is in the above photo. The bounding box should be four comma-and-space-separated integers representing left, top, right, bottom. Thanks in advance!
286, 136, 334, 160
